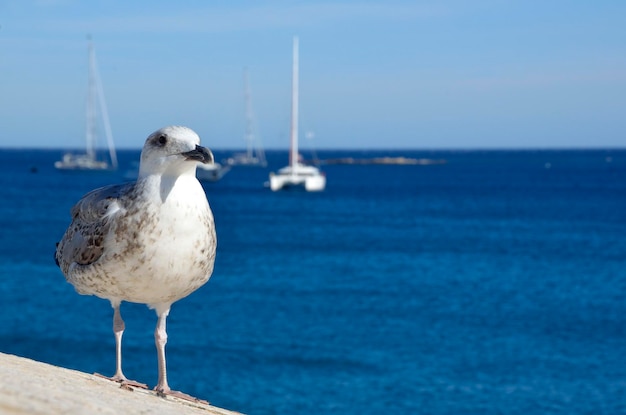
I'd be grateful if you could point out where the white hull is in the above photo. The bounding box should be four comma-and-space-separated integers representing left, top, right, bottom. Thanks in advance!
55, 153, 111, 170
269, 174, 326, 191
269, 164, 325, 191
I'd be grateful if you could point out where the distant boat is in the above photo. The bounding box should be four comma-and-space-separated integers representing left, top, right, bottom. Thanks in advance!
196, 162, 231, 182
121, 160, 230, 183
226, 68, 267, 167
55, 37, 118, 171
269, 37, 326, 192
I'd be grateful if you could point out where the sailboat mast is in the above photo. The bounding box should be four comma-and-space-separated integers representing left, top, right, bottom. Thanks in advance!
244, 68, 254, 160
92, 49, 118, 170
86, 37, 97, 160
289, 36, 299, 169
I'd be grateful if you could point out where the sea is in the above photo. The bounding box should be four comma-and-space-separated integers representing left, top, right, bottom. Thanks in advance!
0, 148, 625, 415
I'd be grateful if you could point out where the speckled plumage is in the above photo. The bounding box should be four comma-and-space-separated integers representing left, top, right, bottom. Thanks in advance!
55, 125, 217, 400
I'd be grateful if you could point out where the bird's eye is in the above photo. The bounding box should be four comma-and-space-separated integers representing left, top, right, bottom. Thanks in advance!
157, 135, 167, 146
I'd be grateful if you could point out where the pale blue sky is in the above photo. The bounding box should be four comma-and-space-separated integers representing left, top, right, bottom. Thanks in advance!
1, 1, 625, 149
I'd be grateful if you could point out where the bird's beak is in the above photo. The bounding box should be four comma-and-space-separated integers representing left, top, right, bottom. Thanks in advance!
182, 145, 214, 164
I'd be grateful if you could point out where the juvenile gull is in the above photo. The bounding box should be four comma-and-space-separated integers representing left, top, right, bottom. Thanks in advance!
55, 125, 216, 402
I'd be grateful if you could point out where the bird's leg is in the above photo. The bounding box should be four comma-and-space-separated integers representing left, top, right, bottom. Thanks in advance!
153, 307, 208, 404
95, 303, 147, 389
111, 304, 128, 382
154, 309, 170, 393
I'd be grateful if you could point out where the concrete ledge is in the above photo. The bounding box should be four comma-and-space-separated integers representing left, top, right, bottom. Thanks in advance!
0, 352, 241, 415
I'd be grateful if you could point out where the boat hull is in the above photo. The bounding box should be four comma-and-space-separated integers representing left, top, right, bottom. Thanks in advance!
269, 171, 326, 192
54, 153, 112, 171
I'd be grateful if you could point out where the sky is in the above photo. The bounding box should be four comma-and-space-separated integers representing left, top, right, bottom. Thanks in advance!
1, 0, 626, 150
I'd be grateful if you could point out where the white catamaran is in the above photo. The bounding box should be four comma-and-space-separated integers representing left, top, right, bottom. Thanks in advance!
269, 37, 326, 192
55, 37, 118, 171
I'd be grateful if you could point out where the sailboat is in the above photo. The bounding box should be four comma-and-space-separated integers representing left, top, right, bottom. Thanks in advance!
55, 37, 118, 171
226, 68, 267, 167
269, 37, 326, 192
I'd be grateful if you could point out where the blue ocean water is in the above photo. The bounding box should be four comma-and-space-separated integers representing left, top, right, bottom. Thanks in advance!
0, 148, 625, 414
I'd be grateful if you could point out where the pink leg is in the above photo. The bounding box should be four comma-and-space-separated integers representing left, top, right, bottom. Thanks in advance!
153, 307, 208, 404
111, 304, 126, 382
154, 309, 170, 393
95, 302, 147, 389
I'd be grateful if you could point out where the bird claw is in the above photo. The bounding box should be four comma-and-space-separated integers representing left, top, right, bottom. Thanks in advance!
94, 372, 149, 389
155, 388, 209, 405
121, 379, 150, 389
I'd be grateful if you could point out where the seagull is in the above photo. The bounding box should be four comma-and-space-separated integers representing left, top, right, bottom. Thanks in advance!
55, 126, 217, 402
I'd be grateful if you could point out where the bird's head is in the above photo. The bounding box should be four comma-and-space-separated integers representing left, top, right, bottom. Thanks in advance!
138, 126, 214, 178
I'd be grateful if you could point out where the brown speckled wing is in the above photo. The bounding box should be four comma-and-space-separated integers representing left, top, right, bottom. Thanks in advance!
56, 183, 132, 275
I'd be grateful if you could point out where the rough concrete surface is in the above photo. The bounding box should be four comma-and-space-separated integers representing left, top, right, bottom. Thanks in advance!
0, 352, 242, 415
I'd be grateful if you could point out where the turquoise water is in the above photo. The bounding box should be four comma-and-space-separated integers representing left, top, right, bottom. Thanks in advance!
1, 148, 625, 414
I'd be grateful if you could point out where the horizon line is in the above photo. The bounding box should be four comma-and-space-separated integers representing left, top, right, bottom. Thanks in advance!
2, 146, 626, 152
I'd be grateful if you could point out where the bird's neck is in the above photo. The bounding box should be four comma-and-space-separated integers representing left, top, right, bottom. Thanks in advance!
138, 171, 199, 204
